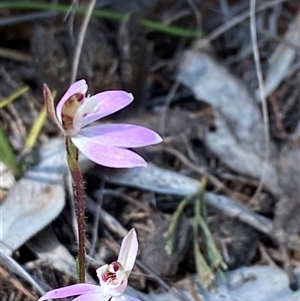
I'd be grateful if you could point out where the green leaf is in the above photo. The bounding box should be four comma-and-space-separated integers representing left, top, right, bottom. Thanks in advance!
0, 86, 29, 109
0, 122, 22, 177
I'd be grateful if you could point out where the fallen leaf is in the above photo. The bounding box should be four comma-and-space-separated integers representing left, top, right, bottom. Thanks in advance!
176, 49, 279, 194
1, 139, 66, 255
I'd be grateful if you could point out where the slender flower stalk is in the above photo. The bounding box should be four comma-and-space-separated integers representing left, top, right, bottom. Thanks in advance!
65, 136, 86, 282
38, 229, 141, 301
43, 80, 162, 283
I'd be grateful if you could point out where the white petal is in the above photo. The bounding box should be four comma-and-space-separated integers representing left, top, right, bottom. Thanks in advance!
56, 79, 87, 123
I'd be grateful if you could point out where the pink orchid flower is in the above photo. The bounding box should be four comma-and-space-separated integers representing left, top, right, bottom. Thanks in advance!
44, 79, 162, 168
38, 229, 141, 301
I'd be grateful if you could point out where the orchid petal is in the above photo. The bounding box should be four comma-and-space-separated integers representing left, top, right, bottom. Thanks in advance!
43, 83, 65, 133
96, 264, 108, 281
56, 79, 87, 123
73, 95, 101, 132
38, 284, 101, 300
78, 91, 134, 128
78, 124, 162, 147
71, 135, 147, 168
113, 270, 128, 294
118, 229, 138, 273
96, 264, 128, 297
104, 278, 128, 297
113, 295, 142, 301
73, 292, 107, 301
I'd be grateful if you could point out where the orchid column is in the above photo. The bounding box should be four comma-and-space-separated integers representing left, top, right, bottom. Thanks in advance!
44, 80, 162, 283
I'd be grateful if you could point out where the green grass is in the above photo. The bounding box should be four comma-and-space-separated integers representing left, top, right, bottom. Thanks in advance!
0, 1, 201, 38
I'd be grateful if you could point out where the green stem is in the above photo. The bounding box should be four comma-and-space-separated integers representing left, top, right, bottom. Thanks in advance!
165, 193, 195, 255
193, 212, 214, 288
0, 1, 200, 38
66, 137, 86, 283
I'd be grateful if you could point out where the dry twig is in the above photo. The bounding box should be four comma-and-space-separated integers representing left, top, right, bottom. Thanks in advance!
163, 145, 251, 203
250, 0, 270, 200
0, 265, 37, 301
70, 0, 96, 83
199, 0, 289, 44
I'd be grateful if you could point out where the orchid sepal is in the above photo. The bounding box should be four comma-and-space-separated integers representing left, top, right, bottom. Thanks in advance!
38, 283, 101, 300
43, 83, 65, 134
117, 228, 138, 274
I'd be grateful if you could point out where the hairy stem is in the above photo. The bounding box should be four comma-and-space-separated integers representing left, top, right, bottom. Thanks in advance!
66, 137, 86, 283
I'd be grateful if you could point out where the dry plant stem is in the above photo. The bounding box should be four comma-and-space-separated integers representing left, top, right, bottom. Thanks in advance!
0, 46, 31, 62
268, 93, 288, 138
66, 137, 86, 283
279, 242, 299, 289
187, 274, 203, 301
258, 242, 276, 266
163, 145, 251, 203
70, 0, 96, 83
101, 189, 151, 214
201, 0, 288, 43
186, 0, 202, 34
0, 246, 46, 295
159, 81, 180, 137
0, 265, 36, 301
135, 259, 189, 301
250, 0, 270, 199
